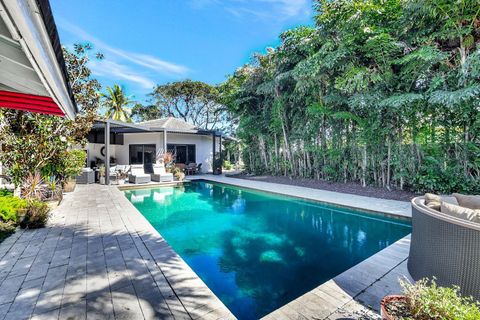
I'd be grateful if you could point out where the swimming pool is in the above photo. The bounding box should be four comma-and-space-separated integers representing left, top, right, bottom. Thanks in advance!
124, 181, 411, 319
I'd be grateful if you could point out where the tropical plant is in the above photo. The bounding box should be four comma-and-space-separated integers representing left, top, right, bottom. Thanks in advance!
384, 278, 480, 319
20, 172, 46, 200
219, 0, 480, 194
101, 84, 133, 122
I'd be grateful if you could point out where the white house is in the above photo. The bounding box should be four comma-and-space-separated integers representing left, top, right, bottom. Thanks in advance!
86, 117, 223, 176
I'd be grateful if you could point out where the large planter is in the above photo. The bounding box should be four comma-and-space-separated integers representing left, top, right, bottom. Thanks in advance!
63, 178, 76, 193
380, 295, 407, 320
175, 172, 185, 181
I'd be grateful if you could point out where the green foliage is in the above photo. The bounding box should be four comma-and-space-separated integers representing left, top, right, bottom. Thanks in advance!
101, 84, 133, 122
219, 0, 480, 194
0, 221, 16, 242
0, 195, 26, 223
223, 160, 234, 170
0, 189, 13, 197
61, 150, 87, 179
0, 43, 101, 187
150, 80, 233, 133
20, 201, 50, 229
400, 278, 480, 319
131, 103, 163, 122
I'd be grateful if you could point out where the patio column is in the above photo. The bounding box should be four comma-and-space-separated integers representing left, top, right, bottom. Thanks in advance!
163, 129, 167, 154
212, 133, 216, 174
105, 119, 110, 185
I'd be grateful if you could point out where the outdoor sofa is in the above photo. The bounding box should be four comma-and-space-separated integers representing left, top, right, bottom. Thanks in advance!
76, 168, 94, 184
128, 164, 151, 184
151, 164, 173, 182
408, 195, 480, 300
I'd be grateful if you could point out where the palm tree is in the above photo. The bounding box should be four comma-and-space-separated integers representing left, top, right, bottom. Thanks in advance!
101, 84, 133, 122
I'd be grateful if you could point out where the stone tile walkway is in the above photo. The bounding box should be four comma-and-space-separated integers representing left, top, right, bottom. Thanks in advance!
0, 184, 233, 320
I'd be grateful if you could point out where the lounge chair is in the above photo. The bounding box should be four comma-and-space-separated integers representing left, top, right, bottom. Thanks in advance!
151, 164, 174, 182
128, 164, 151, 184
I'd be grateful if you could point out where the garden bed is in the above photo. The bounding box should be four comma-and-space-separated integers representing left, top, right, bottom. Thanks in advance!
227, 174, 418, 202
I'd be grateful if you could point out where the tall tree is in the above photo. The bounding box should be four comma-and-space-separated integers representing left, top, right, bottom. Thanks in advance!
219, 0, 480, 194
131, 103, 163, 122
150, 80, 232, 131
101, 84, 133, 122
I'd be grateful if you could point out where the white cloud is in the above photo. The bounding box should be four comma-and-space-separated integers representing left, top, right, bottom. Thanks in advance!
57, 20, 189, 90
89, 60, 155, 90
191, 0, 310, 19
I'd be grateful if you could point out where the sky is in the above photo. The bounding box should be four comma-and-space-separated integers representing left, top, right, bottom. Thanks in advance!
51, 0, 314, 102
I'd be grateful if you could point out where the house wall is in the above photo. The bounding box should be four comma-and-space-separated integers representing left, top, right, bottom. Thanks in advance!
86, 132, 214, 173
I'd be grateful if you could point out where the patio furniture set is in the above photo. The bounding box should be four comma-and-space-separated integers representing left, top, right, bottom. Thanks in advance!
76, 162, 202, 185
409, 193, 480, 300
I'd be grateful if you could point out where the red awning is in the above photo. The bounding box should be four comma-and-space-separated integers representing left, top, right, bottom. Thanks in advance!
0, 90, 65, 116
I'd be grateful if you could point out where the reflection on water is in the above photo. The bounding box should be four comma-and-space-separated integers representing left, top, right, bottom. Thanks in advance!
125, 182, 411, 320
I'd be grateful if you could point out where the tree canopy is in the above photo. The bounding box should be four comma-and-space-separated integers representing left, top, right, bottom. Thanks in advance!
101, 84, 133, 122
150, 80, 232, 132
220, 0, 480, 194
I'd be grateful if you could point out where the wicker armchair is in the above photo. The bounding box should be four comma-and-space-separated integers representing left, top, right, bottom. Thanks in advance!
408, 197, 480, 300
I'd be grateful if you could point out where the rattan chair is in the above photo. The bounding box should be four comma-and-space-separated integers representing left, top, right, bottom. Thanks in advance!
408, 197, 480, 300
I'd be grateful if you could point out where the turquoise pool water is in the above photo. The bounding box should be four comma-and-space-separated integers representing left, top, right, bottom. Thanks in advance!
124, 181, 411, 319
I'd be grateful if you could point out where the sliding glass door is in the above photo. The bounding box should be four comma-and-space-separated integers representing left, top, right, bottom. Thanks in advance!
129, 144, 156, 173
167, 144, 196, 164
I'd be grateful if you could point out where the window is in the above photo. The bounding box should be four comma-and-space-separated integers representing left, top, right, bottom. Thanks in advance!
129, 144, 156, 173
167, 144, 196, 164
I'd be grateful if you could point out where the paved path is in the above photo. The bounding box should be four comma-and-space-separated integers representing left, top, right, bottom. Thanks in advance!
189, 175, 411, 218
0, 184, 233, 320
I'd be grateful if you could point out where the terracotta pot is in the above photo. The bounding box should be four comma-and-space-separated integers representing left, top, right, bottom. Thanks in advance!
380, 295, 407, 320
63, 178, 76, 193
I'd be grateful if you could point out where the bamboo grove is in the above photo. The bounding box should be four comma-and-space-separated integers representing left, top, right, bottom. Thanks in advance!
220, 0, 480, 194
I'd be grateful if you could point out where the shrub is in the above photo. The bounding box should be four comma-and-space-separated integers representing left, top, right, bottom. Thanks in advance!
223, 160, 233, 170
397, 278, 480, 319
20, 200, 50, 229
0, 188, 13, 197
61, 149, 87, 180
0, 195, 27, 223
0, 220, 16, 241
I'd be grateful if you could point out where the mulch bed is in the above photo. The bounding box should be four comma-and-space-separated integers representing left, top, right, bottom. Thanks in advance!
226, 174, 419, 202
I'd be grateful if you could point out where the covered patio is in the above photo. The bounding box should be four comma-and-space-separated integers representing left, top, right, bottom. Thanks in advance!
88, 119, 224, 185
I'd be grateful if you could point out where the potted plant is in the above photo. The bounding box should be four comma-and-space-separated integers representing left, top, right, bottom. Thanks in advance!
172, 167, 185, 181
62, 149, 87, 192
381, 278, 480, 319
99, 164, 106, 185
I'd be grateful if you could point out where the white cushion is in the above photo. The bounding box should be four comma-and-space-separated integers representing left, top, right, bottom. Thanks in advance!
153, 164, 166, 175
130, 165, 145, 175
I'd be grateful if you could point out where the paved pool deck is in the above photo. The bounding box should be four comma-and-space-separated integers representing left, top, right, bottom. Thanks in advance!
0, 184, 233, 320
0, 176, 413, 320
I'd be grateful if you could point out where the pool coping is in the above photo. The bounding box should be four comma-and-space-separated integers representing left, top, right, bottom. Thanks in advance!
188, 175, 412, 219
123, 175, 413, 319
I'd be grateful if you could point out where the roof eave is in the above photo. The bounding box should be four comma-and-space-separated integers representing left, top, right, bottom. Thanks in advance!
1, 0, 77, 118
